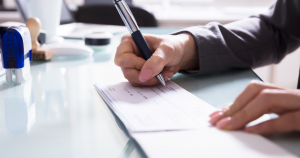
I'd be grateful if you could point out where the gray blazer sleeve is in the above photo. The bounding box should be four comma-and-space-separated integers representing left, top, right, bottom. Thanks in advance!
175, 0, 300, 75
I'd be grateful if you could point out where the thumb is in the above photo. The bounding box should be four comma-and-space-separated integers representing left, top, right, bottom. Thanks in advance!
138, 49, 170, 82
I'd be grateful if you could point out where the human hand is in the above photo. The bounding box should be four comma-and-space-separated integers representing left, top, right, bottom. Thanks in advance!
114, 33, 198, 87
209, 81, 300, 134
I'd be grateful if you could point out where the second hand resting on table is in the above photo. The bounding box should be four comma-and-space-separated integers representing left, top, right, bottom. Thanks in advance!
114, 33, 300, 135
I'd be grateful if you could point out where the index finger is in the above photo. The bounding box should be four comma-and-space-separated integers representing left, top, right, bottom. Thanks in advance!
118, 34, 143, 57
225, 81, 282, 116
216, 89, 300, 130
209, 81, 282, 125
115, 36, 146, 69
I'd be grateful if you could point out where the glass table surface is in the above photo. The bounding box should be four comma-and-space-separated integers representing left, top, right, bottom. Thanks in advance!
0, 28, 299, 158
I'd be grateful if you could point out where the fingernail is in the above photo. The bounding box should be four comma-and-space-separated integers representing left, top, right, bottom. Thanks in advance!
216, 117, 232, 130
139, 69, 154, 82
244, 126, 259, 134
169, 67, 174, 71
209, 112, 225, 125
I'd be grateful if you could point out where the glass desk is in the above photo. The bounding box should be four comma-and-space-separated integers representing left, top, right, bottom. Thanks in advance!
0, 28, 299, 158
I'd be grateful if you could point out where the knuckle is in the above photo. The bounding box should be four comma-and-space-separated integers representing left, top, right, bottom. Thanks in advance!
155, 56, 165, 67
134, 58, 142, 70
223, 104, 233, 115
123, 72, 132, 81
114, 56, 122, 66
160, 42, 175, 53
119, 40, 131, 49
116, 44, 124, 53
247, 80, 263, 90
256, 89, 275, 107
121, 34, 131, 41
115, 45, 121, 54
259, 89, 274, 100
238, 109, 250, 119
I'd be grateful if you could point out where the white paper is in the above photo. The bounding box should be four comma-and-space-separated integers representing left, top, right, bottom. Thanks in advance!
94, 81, 296, 158
132, 128, 297, 158
94, 81, 216, 132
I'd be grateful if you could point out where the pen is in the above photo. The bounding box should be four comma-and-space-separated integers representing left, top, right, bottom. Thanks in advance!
113, 0, 167, 87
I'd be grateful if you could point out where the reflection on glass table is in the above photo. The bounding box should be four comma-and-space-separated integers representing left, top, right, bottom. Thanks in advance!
4, 80, 35, 134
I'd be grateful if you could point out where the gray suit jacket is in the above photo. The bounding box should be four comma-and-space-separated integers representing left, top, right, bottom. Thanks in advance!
177, 0, 300, 75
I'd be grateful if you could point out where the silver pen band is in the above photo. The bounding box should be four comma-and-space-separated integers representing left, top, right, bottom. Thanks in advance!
156, 73, 166, 87
114, 0, 139, 34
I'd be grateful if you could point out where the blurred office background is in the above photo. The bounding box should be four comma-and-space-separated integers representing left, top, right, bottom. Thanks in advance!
0, 0, 299, 89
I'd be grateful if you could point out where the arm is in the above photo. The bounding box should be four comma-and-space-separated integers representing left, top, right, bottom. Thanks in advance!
204, 0, 300, 134
176, 0, 300, 74
114, 0, 300, 86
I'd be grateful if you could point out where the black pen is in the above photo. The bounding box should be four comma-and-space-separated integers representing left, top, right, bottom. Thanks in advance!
113, 0, 167, 87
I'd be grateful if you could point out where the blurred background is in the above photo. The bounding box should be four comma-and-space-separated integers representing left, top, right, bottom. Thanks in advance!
0, 0, 299, 89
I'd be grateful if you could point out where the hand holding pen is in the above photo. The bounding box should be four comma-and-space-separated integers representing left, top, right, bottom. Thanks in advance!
113, 0, 199, 87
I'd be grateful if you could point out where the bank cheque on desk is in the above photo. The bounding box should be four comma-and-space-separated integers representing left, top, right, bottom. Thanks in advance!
94, 81, 296, 158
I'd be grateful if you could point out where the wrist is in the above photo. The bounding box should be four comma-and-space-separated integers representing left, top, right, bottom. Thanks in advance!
177, 33, 199, 70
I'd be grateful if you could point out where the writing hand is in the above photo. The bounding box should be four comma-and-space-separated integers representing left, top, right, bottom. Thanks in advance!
209, 81, 300, 134
114, 33, 198, 87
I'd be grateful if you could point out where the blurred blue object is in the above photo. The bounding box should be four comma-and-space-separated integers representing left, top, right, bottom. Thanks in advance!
0, 26, 32, 83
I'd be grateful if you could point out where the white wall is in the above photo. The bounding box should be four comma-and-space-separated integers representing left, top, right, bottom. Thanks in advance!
254, 49, 300, 89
